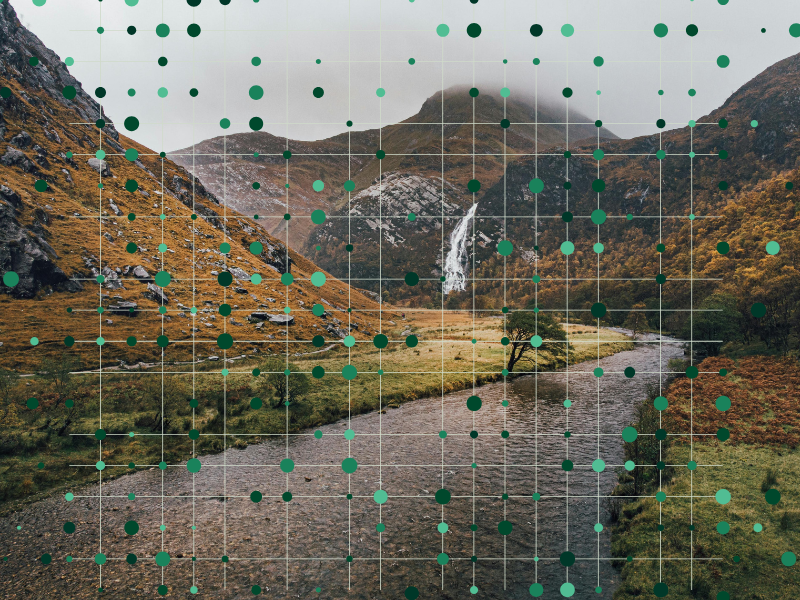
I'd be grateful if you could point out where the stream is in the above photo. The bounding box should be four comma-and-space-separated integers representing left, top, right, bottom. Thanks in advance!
1, 334, 683, 599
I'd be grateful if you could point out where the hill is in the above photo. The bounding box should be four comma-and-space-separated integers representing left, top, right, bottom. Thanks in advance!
171, 87, 617, 249
0, 0, 386, 371
300, 49, 800, 351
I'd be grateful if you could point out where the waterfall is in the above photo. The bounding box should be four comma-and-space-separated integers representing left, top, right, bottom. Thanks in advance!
443, 203, 478, 294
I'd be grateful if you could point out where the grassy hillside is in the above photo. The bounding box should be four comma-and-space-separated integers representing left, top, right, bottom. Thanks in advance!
610, 356, 800, 599
0, 0, 389, 372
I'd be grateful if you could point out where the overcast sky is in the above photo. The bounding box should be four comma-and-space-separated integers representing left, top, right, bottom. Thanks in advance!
19, 0, 800, 152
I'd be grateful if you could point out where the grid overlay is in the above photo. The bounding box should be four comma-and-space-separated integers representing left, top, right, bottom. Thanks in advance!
52, 1, 734, 598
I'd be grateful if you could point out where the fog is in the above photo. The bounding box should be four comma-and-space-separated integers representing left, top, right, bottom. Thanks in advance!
18, 0, 800, 151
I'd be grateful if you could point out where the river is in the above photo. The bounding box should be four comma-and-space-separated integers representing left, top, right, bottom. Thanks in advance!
1, 334, 683, 599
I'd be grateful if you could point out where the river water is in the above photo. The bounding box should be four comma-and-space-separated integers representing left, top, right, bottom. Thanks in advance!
1, 335, 683, 599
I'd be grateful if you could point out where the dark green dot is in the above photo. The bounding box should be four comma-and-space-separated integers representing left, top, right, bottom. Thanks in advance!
562, 460, 573, 471
467, 396, 482, 411
404, 272, 419, 286
469, 87, 479, 97
312, 366, 325, 379
282, 491, 292, 502
562, 87, 573, 98
500, 118, 510, 128
467, 179, 481, 193
313, 87, 324, 98
751, 302, 766, 318
624, 367, 635, 378
718, 118, 728, 128
435, 489, 451, 504
560, 551, 576, 566
376, 150, 386, 159
127, 26, 137, 35
498, 520, 513, 535
530, 24, 543, 37
765, 489, 781, 505
312, 335, 325, 347
188, 23, 201, 37
190, 88, 199, 97
717, 242, 730, 254
467, 23, 482, 38
561, 211, 573, 222
95, 86, 106, 98
686, 24, 698, 36
158, 57, 168, 67
63, 521, 76, 534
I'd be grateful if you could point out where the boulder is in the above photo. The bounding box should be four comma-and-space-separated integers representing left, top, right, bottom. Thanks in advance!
9, 130, 32, 148
87, 158, 111, 176
132, 265, 150, 278
143, 282, 168, 304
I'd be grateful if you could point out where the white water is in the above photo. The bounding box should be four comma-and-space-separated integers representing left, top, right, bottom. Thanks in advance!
442, 203, 478, 294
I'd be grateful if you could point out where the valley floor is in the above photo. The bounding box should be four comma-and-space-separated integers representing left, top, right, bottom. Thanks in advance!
0, 311, 632, 512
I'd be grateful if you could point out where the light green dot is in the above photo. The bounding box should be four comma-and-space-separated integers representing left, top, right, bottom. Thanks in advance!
158, 243, 167, 252
593, 243, 604, 253
312, 180, 324, 192
471, 586, 479, 595
30, 337, 39, 346
438, 522, 448, 533
190, 587, 198, 594
689, 120, 696, 128
250, 273, 262, 285
376, 87, 386, 97
65, 493, 74, 501
751, 120, 758, 128
344, 429, 355, 440
310, 271, 326, 287
96, 337, 105, 346
624, 460, 635, 471
594, 523, 603, 532
96, 460, 105, 471
560, 582, 575, 597
436, 23, 450, 37
158, 87, 168, 98
374, 490, 388, 504
716, 489, 731, 504
766, 241, 780, 255
343, 335, 356, 347
560, 241, 575, 255
95, 149, 106, 160
592, 459, 605, 472
561, 24, 575, 37
753, 523, 763, 532
500, 87, 510, 98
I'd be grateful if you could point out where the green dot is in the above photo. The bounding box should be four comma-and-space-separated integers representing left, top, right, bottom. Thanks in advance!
791, 23, 800, 37
220, 118, 231, 129
782, 552, 796, 566
156, 23, 170, 37
341, 457, 357, 474
155, 551, 170, 567
310, 209, 326, 224
656, 491, 667, 502
717, 55, 730, 68
688, 461, 697, 470
95, 553, 106, 565
654, 23, 668, 37
594, 367, 603, 377
530, 583, 544, 597
279, 458, 295, 473
187, 458, 201, 473
310, 272, 326, 287
497, 240, 513, 256
3, 271, 20, 287
717, 521, 730, 534
249, 85, 264, 100
622, 427, 638, 442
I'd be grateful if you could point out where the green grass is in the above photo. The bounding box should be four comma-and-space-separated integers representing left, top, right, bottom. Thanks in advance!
610, 440, 800, 599
0, 315, 631, 513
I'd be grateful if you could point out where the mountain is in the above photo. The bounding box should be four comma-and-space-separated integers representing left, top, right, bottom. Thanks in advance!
308, 50, 800, 331
171, 87, 617, 249
0, 0, 384, 370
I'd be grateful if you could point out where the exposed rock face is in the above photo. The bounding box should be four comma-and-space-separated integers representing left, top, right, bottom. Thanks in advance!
0, 189, 79, 298
143, 283, 168, 304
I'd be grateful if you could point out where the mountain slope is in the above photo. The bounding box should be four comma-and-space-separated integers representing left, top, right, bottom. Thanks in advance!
308, 50, 800, 323
171, 87, 617, 249
0, 0, 386, 370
